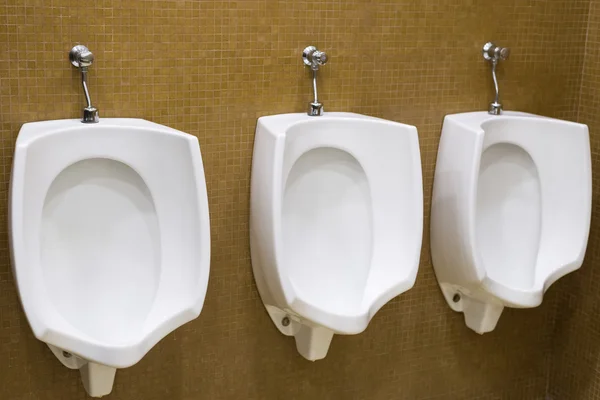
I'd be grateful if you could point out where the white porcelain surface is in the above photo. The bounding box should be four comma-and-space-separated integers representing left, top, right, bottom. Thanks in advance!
9, 118, 210, 396
430, 111, 591, 333
250, 112, 423, 360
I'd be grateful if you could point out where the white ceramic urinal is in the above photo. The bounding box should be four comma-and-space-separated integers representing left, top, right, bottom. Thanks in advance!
431, 111, 591, 334
9, 119, 210, 397
250, 112, 423, 360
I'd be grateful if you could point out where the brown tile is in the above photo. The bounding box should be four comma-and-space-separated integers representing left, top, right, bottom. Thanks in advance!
0, 1, 591, 399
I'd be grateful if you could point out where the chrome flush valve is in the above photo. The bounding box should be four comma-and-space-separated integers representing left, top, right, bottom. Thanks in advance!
482, 42, 510, 63
303, 46, 329, 116
70, 45, 94, 68
303, 46, 328, 70
70, 45, 99, 123
482, 42, 511, 115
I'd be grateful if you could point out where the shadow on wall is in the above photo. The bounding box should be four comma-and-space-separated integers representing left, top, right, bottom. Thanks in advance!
550, 215, 600, 399
17, 316, 186, 398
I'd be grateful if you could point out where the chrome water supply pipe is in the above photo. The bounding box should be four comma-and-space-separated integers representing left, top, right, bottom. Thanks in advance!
70, 45, 99, 123
302, 46, 328, 116
482, 42, 510, 115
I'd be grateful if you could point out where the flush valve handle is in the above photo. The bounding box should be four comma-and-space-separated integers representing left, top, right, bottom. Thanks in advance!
70, 45, 95, 68
497, 47, 510, 61
303, 46, 328, 70
482, 42, 510, 62
312, 50, 328, 67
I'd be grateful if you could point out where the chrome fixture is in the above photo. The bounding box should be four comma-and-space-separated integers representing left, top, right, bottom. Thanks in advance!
482, 42, 510, 115
302, 46, 328, 116
69, 45, 99, 123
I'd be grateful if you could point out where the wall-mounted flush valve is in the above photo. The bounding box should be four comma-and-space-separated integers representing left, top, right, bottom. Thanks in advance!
482, 42, 510, 115
302, 46, 328, 116
303, 46, 328, 70
70, 45, 99, 123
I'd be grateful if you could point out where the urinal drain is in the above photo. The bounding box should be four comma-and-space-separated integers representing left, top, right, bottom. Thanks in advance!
452, 294, 461, 303
62, 351, 72, 358
281, 316, 291, 327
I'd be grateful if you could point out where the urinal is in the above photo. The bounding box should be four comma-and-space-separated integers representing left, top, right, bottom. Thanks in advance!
430, 111, 591, 334
250, 112, 423, 360
9, 118, 210, 397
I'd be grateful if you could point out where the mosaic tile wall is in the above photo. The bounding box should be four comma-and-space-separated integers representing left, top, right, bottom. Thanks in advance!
549, 0, 600, 398
0, 1, 591, 399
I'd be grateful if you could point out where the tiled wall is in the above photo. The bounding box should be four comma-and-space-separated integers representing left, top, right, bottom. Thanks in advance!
549, 0, 600, 398
0, 1, 591, 399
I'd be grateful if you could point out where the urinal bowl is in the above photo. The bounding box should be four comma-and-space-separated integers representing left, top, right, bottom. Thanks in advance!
9, 119, 211, 396
250, 112, 423, 360
430, 111, 591, 334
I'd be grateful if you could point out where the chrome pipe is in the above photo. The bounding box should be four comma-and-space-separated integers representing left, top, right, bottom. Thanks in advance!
303, 46, 328, 116
70, 45, 99, 123
482, 42, 510, 115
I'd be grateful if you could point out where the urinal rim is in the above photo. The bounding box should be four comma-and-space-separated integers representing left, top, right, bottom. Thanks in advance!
432, 111, 591, 308
9, 118, 211, 368
253, 112, 422, 333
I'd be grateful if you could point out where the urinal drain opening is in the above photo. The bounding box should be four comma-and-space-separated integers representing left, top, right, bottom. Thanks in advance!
452, 294, 461, 303
281, 316, 291, 327
62, 351, 72, 358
